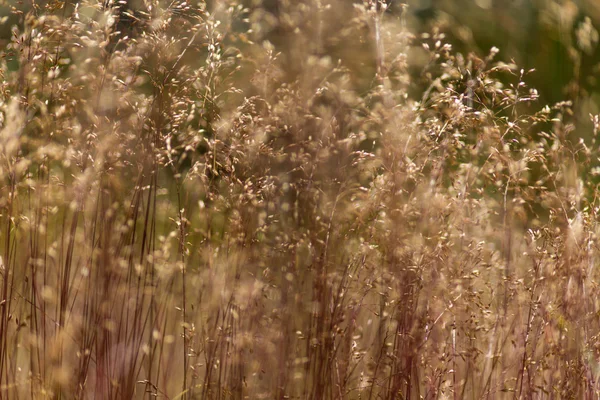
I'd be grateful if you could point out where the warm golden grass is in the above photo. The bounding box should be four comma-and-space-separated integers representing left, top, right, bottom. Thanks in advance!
0, 1, 598, 399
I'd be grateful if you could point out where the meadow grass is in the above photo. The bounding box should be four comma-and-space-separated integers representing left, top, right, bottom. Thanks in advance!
0, 0, 599, 398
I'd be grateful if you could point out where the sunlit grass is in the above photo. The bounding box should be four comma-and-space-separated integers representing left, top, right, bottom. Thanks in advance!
0, 1, 599, 399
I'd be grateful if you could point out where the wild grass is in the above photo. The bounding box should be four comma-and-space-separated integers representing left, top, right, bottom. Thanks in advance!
0, 0, 599, 398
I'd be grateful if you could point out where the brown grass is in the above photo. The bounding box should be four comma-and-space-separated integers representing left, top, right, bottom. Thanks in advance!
0, 0, 599, 399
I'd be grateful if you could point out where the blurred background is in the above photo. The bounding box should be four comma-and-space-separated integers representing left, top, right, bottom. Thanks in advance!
401, 0, 600, 135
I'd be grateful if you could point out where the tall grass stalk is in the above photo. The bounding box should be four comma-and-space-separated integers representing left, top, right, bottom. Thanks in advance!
0, 0, 599, 399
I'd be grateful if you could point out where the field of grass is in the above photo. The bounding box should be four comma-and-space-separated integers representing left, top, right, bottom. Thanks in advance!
0, 0, 599, 398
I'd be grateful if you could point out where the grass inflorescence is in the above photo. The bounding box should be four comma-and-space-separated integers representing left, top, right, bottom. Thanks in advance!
0, 0, 599, 398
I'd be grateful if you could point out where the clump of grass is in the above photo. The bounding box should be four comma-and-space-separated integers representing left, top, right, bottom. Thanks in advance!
0, 0, 599, 399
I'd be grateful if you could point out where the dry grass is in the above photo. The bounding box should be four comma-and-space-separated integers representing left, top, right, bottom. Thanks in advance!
0, 0, 599, 399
